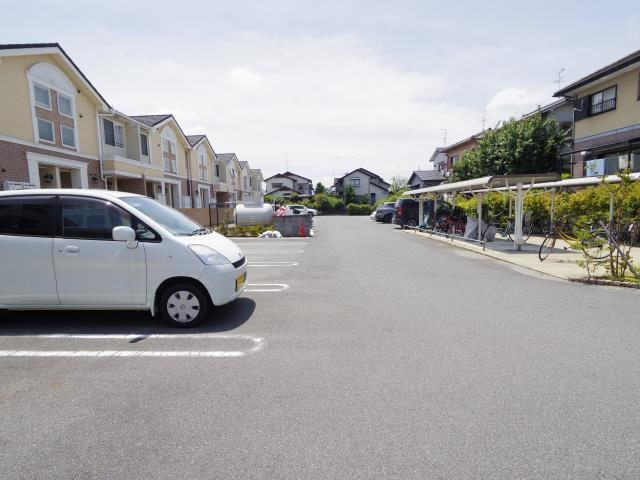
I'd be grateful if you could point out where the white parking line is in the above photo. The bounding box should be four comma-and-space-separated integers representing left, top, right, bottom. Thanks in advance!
245, 283, 290, 292
243, 250, 304, 254
0, 333, 266, 358
233, 242, 308, 246
248, 262, 299, 267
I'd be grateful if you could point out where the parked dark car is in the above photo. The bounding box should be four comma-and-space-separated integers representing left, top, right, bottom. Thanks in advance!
374, 202, 396, 223
393, 198, 452, 228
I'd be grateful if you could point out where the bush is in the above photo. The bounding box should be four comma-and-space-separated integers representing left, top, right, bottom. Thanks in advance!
346, 203, 373, 215
307, 193, 345, 214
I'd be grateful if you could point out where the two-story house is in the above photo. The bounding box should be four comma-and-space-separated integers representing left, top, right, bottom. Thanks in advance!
333, 168, 390, 204
554, 48, 640, 177
0, 43, 110, 191
129, 114, 191, 208
428, 147, 447, 175
265, 171, 313, 198
186, 134, 218, 208
407, 170, 446, 190
217, 153, 243, 204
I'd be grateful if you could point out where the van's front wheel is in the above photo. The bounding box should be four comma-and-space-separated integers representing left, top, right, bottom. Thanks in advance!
159, 283, 210, 327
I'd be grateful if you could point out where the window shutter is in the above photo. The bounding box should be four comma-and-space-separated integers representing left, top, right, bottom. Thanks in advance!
573, 96, 588, 121
103, 119, 115, 146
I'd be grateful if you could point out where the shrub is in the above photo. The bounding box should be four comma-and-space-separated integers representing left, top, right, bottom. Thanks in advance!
347, 203, 373, 215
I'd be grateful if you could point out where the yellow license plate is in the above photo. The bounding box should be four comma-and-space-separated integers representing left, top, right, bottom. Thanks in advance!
236, 272, 247, 291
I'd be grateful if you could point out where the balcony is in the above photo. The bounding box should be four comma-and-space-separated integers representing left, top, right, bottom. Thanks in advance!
590, 98, 616, 116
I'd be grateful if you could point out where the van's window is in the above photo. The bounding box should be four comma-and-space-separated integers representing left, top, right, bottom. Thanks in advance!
0, 196, 54, 237
61, 196, 159, 241
121, 196, 203, 236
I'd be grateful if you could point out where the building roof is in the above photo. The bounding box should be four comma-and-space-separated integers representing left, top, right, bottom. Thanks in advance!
337, 168, 390, 186
264, 171, 311, 183
427, 147, 446, 164
441, 131, 485, 153
186, 134, 206, 147
217, 153, 237, 165
0, 42, 111, 109
281, 171, 312, 182
129, 114, 173, 127
250, 169, 263, 176
409, 170, 446, 183
554, 48, 640, 97
522, 98, 571, 118
239, 160, 248, 169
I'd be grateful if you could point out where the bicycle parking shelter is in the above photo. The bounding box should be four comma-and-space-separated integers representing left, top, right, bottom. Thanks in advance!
403, 174, 559, 250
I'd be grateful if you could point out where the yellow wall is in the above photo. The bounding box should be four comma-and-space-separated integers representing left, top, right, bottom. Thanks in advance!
148, 121, 189, 177
0, 53, 100, 156
574, 67, 640, 139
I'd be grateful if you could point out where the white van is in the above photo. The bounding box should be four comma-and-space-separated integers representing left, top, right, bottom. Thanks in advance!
0, 189, 247, 327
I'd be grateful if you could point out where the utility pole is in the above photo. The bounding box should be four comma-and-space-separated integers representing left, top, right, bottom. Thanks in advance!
481, 110, 487, 131
441, 129, 447, 146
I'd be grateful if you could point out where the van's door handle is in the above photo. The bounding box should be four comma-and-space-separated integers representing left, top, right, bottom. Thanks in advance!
62, 246, 80, 253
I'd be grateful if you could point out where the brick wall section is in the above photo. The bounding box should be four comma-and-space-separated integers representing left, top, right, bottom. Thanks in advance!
177, 207, 234, 226
0, 139, 105, 189
117, 178, 146, 195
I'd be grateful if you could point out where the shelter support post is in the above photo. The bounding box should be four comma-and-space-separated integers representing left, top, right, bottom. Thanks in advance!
550, 188, 556, 226
476, 192, 484, 242
514, 182, 524, 250
418, 198, 424, 229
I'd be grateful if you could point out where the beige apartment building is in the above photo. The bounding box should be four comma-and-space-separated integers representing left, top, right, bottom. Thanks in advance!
0, 43, 264, 207
555, 48, 640, 177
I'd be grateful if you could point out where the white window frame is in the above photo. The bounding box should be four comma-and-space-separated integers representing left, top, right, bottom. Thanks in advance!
33, 83, 52, 110
57, 92, 74, 118
140, 133, 150, 161
162, 137, 178, 173
198, 152, 208, 181
37, 118, 55, 144
60, 125, 76, 148
113, 122, 125, 149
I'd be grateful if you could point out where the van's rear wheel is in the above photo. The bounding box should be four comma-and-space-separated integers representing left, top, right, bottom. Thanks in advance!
159, 283, 210, 327
406, 219, 417, 228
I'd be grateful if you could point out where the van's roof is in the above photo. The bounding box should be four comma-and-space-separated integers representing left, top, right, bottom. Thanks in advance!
0, 188, 145, 199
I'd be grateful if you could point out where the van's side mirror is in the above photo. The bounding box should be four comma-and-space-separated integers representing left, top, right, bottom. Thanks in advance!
112, 226, 137, 248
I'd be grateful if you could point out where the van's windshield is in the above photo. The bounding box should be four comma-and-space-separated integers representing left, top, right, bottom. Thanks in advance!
121, 197, 206, 236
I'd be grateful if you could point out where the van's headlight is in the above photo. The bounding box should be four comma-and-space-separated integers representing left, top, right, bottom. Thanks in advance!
189, 245, 230, 265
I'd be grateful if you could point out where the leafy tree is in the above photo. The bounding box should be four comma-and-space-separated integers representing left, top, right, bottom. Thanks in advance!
451, 114, 568, 181
315, 182, 326, 194
289, 193, 301, 203
344, 185, 357, 204
389, 175, 409, 195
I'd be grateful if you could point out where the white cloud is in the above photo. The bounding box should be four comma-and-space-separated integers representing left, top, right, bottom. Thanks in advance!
228, 68, 262, 86
484, 87, 554, 126
77, 33, 480, 186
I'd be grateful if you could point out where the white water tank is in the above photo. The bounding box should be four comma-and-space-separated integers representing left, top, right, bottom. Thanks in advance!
235, 203, 274, 226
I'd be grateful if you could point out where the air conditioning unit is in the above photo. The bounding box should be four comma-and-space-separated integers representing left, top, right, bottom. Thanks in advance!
3, 181, 37, 191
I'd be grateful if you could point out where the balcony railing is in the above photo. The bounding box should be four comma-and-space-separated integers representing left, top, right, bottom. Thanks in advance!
590, 98, 616, 116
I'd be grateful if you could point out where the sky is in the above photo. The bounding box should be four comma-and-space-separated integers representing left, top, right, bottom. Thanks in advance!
1, 0, 638, 187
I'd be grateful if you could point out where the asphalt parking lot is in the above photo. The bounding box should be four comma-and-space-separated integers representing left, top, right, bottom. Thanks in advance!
2, 216, 640, 479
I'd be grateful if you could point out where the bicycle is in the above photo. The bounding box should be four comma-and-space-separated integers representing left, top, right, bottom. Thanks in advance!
482, 213, 533, 242
538, 221, 609, 261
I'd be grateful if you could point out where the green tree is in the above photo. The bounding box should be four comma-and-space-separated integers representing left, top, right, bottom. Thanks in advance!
344, 185, 356, 205
451, 114, 568, 181
315, 182, 326, 194
389, 175, 409, 195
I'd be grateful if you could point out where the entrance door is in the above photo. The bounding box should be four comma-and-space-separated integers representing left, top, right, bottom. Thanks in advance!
53, 195, 147, 306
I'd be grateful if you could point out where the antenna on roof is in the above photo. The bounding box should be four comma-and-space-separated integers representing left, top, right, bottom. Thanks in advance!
441, 129, 447, 145
555, 68, 565, 90
482, 110, 487, 131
